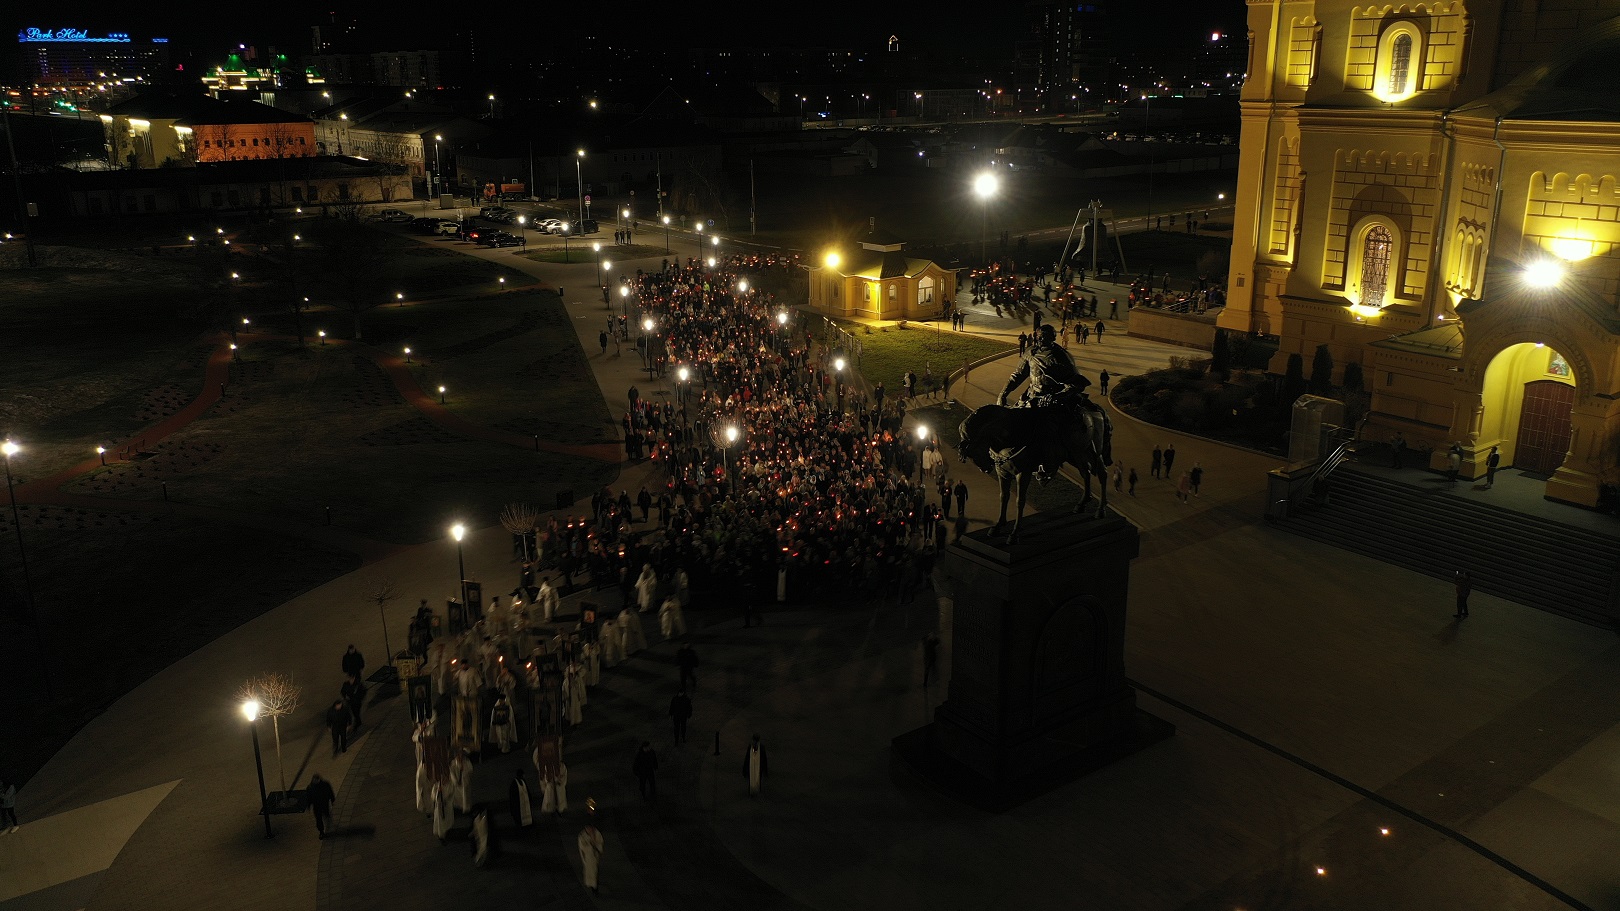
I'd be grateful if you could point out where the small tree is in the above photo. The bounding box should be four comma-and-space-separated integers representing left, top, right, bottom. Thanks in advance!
1280, 352, 1307, 415
237, 672, 301, 794
367, 580, 401, 670
1341, 361, 1364, 393
1209, 328, 1232, 380
1309, 345, 1334, 395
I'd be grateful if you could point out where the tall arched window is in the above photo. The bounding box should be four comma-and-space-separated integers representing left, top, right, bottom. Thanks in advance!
1361, 226, 1393, 307
1388, 33, 1412, 95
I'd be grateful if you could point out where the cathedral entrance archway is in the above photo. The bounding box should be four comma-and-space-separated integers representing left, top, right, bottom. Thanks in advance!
1477, 342, 1577, 479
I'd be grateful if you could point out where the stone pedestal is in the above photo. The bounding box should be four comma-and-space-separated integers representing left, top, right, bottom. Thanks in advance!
894, 509, 1172, 810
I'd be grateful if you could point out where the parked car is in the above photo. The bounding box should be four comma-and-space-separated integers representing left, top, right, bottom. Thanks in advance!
479, 230, 523, 248
373, 208, 413, 223
538, 218, 565, 234
435, 220, 462, 237
558, 219, 599, 236
409, 217, 440, 233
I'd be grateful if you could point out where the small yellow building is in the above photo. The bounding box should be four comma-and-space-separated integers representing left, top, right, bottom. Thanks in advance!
807, 229, 958, 322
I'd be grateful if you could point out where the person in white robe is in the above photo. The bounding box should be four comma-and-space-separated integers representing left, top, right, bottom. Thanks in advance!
577, 823, 603, 893
456, 662, 483, 699
675, 567, 690, 609
489, 695, 517, 753
508, 769, 533, 828
470, 806, 491, 867
415, 759, 432, 814
539, 762, 568, 815
659, 596, 686, 638
743, 734, 768, 797
538, 577, 560, 622
432, 779, 453, 840
449, 750, 473, 812
582, 640, 601, 685
635, 564, 658, 612
600, 620, 624, 666
619, 609, 647, 653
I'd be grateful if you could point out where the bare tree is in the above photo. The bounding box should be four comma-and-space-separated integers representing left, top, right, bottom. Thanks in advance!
501, 503, 541, 561
367, 579, 401, 671
236, 672, 302, 794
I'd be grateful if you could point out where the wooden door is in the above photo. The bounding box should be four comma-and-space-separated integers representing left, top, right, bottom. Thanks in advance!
1515, 380, 1575, 474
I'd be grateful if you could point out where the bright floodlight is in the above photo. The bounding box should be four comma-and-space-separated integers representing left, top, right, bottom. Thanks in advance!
707, 257, 716, 267
834, 357, 846, 372
725, 426, 740, 443
738, 280, 749, 293
777, 311, 787, 325
825, 252, 841, 269
2, 441, 17, 458
711, 236, 719, 247
1524, 259, 1564, 289
620, 285, 630, 298
451, 523, 465, 542
593, 242, 601, 252
603, 260, 611, 270
974, 172, 999, 199
918, 425, 930, 440
241, 700, 260, 721
662, 216, 671, 225
643, 317, 653, 331
678, 366, 689, 382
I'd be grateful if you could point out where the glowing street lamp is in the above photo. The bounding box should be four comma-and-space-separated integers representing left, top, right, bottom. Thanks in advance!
641, 315, 656, 377
403, 346, 412, 364
723, 425, 740, 489
318, 330, 327, 346
677, 365, 690, 403
738, 279, 749, 294
437, 384, 447, 404
575, 149, 586, 224
97, 445, 106, 466
916, 424, 931, 480
825, 251, 841, 270
2, 441, 42, 683
450, 523, 468, 607
241, 699, 274, 838
834, 356, 847, 411
662, 215, 672, 254
973, 171, 999, 266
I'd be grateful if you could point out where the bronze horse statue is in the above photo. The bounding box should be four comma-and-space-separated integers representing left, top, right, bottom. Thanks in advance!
958, 404, 1112, 544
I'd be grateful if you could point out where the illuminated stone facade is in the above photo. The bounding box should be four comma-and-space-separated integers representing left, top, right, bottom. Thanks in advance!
1222, 0, 1620, 506
807, 231, 958, 323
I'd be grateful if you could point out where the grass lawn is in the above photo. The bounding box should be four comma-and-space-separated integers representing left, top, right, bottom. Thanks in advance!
829, 319, 1014, 392
0, 220, 617, 781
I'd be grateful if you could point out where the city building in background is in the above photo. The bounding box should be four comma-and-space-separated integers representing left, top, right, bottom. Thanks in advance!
102, 91, 314, 168
17, 27, 173, 88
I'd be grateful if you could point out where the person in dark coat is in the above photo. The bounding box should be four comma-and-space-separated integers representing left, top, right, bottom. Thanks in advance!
326, 699, 350, 755
632, 742, 659, 801
308, 773, 336, 838
677, 644, 700, 692
341, 645, 365, 680
341, 674, 367, 728
669, 689, 692, 745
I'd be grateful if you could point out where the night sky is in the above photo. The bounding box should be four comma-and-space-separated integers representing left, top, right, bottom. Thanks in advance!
7, 0, 1248, 69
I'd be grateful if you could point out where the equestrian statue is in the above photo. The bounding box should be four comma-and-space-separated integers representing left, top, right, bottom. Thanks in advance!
958, 319, 1112, 544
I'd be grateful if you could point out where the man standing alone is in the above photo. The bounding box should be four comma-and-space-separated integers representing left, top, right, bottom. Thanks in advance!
633, 742, 659, 801
1485, 445, 1501, 488
669, 689, 692, 745
1454, 570, 1472, 619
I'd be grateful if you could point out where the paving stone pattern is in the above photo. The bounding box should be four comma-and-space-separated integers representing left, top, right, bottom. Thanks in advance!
333, 355, 405, 410
0, 503, 160, 532
359, 417, 466, 447
432, 310, 544, 362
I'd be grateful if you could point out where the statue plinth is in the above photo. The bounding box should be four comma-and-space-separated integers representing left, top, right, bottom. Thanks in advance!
893, 509, 1172, 811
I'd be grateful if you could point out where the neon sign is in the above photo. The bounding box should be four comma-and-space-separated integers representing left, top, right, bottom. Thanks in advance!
19, 28, 134, 43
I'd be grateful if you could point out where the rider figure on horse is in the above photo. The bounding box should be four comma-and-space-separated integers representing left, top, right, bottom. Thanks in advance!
996, 321, 1110, 483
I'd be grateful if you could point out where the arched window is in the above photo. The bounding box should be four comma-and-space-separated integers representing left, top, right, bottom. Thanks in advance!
1388, 33, 1412, 95
1361, 226, 1393, 307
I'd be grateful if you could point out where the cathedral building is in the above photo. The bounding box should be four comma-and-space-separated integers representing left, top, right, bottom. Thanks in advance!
1221, 0, 1620, 507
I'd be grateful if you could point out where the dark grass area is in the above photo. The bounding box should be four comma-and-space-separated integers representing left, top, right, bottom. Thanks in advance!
0, 515, 360, 784
830, 320, 1014, 393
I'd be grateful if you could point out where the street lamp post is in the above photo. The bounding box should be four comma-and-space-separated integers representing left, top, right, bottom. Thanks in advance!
241, 700, 274, 838
451, 523, 467, 608
723, 425, 740, 490
834, 357, 846, 412
677, 365, 689, 404
662, 215, 671, 254
2, 440, 47, 698
620, 282, 630, 322
602, 259, 613, 306
711, 234, 720, 266
432, 134, 443, 197
776, 310, 788, 353
641, 315, 655, 378
575, 150, 586, 225
916, 424, 930, 482
973, 171, 999, 267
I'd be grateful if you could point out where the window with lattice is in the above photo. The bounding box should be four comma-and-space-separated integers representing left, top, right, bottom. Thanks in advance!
1389, 34, 1412, 95
1361, 226, 1393, 306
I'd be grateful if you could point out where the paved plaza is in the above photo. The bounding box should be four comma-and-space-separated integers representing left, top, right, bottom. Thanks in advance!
4, 217, 1619, 911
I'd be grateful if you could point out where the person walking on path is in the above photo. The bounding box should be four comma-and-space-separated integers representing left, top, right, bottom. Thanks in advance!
677, 644, 699, 692
923, 634, 940, 687
1485, 445, 1501, 488
1455, 570, 1472, 618
341, 674, 366, 729
326, 698, 350, 756
1099, 369, 1110, 396
1190, 463, 1203, 496
669, 689, 692, 745
1094, 320, 1106, 344
1176, 470, 1193, 503
1391, 432, 1407, 469
1163, 444, 1177, 477
953, 479, 968, 517
633, 742, 659, 801
599, 330, 609, 355
1127, 467, 1138, 496
1, 778, 18, 833
743, 734, 769, 797
1112, 463, 1123, 493
578, 822, 604, 894
342, 645, 365, 681
1151, 446, 1163, 479
308, 773, 336, 839
1447, 443, 1463, 484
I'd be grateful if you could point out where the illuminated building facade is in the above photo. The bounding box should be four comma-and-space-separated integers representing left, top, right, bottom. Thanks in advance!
103, 93, 314, 168
1223, 1, 1620, 507
17, 27, 171, 88
807, 231, 959, 322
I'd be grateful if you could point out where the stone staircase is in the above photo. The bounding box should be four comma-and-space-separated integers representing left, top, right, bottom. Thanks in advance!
1275, 466, 1620, 628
